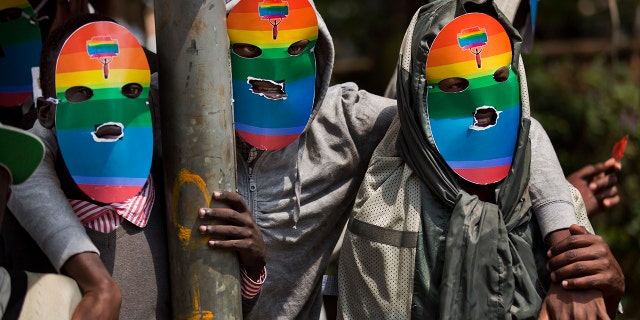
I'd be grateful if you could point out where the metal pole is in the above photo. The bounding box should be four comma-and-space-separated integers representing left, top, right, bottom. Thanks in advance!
153, 0, 240, 319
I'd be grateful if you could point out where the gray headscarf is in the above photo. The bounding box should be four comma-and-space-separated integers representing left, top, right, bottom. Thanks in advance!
395, 0, 546, 318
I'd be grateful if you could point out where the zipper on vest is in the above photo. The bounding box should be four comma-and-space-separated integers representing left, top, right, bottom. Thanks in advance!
247, 165, 258, 212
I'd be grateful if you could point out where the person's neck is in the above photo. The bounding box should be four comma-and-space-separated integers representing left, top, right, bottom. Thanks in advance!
457, 178, 497, 203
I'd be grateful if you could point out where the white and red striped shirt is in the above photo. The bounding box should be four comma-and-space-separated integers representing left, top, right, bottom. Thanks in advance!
241, 267, 267, 300
68, 175, 155, 233
69, 176, 266, 298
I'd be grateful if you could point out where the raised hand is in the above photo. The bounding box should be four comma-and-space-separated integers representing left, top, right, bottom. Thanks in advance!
566, 158, 621, 217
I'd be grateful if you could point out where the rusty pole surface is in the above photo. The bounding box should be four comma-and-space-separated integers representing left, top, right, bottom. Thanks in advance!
153, 0, 240, 319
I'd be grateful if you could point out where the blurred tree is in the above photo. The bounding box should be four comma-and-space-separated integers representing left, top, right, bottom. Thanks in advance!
315, 0, 421, 93
530, 2, 639, 316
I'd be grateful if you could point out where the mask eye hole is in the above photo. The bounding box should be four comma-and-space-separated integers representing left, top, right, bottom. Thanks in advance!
493, 66, 510, 82
232, 43, 262, 58
0, 8, 23, 23
65, 86, 94, 102
122, 83, 143, 99
287, 39, 310, 56
438, 77, 469, 93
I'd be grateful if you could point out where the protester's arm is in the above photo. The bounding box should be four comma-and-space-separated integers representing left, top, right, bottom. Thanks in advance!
7, 122, 100, 271
547, 224, 624, 319
566, 158, 621, 217
7, 122, 123, 319
528, 119, 613, 319
64, 253, 121, 320
528, 118, 578, 237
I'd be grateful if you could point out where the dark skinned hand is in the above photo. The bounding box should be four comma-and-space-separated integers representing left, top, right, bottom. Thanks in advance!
199, 190, 266, 280
538, 282, 609, 320
63, 252, 122, 320
547, 224, 624, 319
566, 158, 621, 217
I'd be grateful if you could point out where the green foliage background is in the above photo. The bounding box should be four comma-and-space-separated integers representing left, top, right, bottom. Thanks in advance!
317, 0, 640, 317
528, 54, 640, 319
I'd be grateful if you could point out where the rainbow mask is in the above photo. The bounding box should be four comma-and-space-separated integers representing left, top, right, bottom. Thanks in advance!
227, 0, 318, 150
0, 0, 42, 107
55, 21, 152, 204
426, 13, 520, 185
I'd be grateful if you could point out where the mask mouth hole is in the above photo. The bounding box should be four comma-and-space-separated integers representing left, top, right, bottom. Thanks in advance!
248, 77, 287, 100
471, 107, 498, 129
92, 122, 124, 142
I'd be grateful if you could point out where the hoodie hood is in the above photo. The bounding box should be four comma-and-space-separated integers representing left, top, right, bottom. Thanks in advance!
395, 0, 532, 189
394, 2, 544, 318
226, 0, 334, 148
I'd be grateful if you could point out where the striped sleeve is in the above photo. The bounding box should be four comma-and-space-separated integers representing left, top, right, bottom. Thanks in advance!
240, 267, 267, 300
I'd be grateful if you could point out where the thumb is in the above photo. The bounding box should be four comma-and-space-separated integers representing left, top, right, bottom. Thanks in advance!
568, 224, 588, 236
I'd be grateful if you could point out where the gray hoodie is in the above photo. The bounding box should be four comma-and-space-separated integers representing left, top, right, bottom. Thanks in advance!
225, 1, 397, 317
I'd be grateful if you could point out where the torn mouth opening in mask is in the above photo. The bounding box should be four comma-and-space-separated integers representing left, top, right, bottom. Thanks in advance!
92, 122, 124, 142
470, 106, 498, 130
248, 77, 287, 100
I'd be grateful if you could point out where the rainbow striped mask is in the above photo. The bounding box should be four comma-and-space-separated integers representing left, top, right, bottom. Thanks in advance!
426, 13, 520, 185
227, 0, 318, 150
0, 0, 42, 107
55, 21, 152, 204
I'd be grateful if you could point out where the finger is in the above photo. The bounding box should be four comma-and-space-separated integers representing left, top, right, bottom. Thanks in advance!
211, 190, 250, 213
548, 233, 597, 257
550, 257, 609, 282
601, 196, 620, 209
548, 242, 606, 271
548, 253, 594, 278
603, 157, 621, 171
594, 182, 618, 197
602, 158, 622, 176
613, 160, 622, 171
595, 186, 618, 203
206, 238, 253, 251
561, 273, 613, 292
199, 224, 252, 239
569, 224, 589, 236
581, 162, 610, 180
206, 238, 265, 269
589, 174, 618, 192
570, 164, 600, 181
199, 207, 250, 226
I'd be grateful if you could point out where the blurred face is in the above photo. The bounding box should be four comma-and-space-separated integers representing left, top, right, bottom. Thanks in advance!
54, 21, 152, 203
0, 0, 42, 107
227, 0, 318, 150
426, 13, 520, 185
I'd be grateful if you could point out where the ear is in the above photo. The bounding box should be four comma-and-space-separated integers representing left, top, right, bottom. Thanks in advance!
36, 97, 56, 129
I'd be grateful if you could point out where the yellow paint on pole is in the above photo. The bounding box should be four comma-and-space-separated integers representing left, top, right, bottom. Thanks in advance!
172, 168, 212, 248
